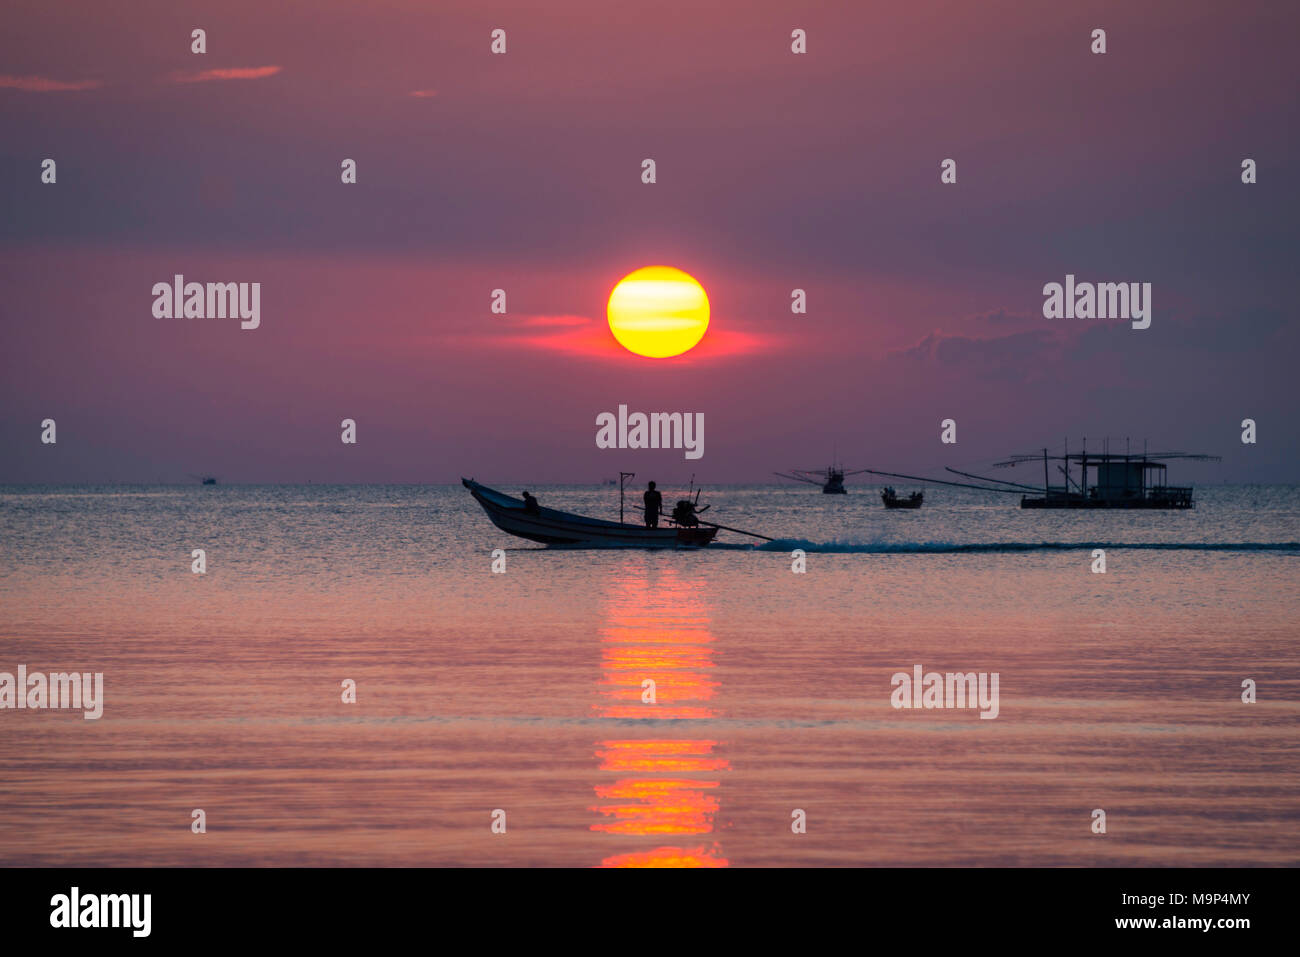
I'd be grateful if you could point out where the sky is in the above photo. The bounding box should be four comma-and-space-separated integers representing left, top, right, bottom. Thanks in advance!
1, 0, 1297, 484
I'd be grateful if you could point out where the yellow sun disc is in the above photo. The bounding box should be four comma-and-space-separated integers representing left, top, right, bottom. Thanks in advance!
606, 266, 710, 358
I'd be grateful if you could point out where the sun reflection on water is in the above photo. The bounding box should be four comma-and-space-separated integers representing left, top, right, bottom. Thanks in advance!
591, 563, 730, 867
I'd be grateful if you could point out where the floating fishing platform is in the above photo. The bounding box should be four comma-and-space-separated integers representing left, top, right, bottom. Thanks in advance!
865, 439, 1220, 510
995, 444, 1220, 509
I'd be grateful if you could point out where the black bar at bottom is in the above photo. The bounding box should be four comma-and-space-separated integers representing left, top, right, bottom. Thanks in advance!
0, 866, 1285, 943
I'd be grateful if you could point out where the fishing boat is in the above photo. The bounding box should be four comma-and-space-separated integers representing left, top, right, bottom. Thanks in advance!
864, 438, 1220, 510
775, 464, 868, 494
881, 487, 924, 509
462, 478, 718, 547
993, 442, 1220, 509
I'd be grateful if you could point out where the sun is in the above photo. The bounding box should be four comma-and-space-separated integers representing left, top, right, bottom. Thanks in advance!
606, 265, 710, 358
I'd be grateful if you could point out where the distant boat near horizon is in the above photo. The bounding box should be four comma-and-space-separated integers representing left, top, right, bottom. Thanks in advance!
867, 439, 1222, 511
881, 487, 924, 509
994, 445, 1221, 509
775, 464, 869, 494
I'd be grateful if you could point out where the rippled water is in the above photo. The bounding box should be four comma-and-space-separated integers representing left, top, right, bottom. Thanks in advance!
1, 483, 1297, 866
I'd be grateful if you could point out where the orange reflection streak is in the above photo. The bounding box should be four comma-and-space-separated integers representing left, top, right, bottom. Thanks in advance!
591, 779, 720, 834
601, 844, 728, 868
592, 564, 730, 867
596, 739, 731, 774
597, 642, 718, 718
593, 572, 718, 721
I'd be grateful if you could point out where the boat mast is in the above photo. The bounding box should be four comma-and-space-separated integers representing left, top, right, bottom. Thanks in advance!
1042, 448, 1049, 496
619, 471, 635, 524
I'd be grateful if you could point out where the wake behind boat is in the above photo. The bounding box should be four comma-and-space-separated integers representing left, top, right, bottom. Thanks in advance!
462, 478, 719, 548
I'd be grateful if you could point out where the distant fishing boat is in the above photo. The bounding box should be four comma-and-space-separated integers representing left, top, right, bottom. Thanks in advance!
881, 487, 923, 509
190, 473, 218, 485
865, 438, 1220, 510
993, 442, 1221, 509
775, 464, 868, 494
462, 478, 718, 547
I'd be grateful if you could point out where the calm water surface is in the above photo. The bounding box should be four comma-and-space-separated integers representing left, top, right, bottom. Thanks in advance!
1, 484, 1297, 866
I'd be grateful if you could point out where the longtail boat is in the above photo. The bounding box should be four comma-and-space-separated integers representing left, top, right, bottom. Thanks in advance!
881, 487, 924, 509
462, 478, 718, 547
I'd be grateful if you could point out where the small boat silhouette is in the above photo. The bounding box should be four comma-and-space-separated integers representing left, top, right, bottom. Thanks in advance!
774, 464, 869, 494
881, 487, 924, 509
462, 479, 718, 548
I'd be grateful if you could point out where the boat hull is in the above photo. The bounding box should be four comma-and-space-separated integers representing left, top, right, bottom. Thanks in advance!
1020, 496, 1193, 509
881, 490, 924, 509
462, 479, 718, 548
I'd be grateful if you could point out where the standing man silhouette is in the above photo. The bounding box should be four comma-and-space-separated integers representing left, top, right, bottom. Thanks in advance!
643, 481, 663, 528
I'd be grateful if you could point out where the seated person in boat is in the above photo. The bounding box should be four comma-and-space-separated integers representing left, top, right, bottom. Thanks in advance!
643, 481, 662, 528
521, 491, 540, 514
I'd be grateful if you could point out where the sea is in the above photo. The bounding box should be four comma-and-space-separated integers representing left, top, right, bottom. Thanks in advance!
1, 483, 1297, 866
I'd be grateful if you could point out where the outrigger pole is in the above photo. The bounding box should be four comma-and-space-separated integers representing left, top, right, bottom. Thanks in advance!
699, 519, 774, 542
944, 467, 1042, 491
862, 468, 1023, 493
630, 502, 774, 541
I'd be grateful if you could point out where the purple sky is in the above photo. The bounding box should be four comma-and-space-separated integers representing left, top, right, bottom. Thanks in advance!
2, 0, 1296, 483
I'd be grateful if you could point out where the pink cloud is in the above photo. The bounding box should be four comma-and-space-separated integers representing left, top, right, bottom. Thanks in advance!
409, 89, 438, 98
470, 314, 779, 363
170, 66, 282, 84
0, 74, 102, 92
516, 314, 591, 328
